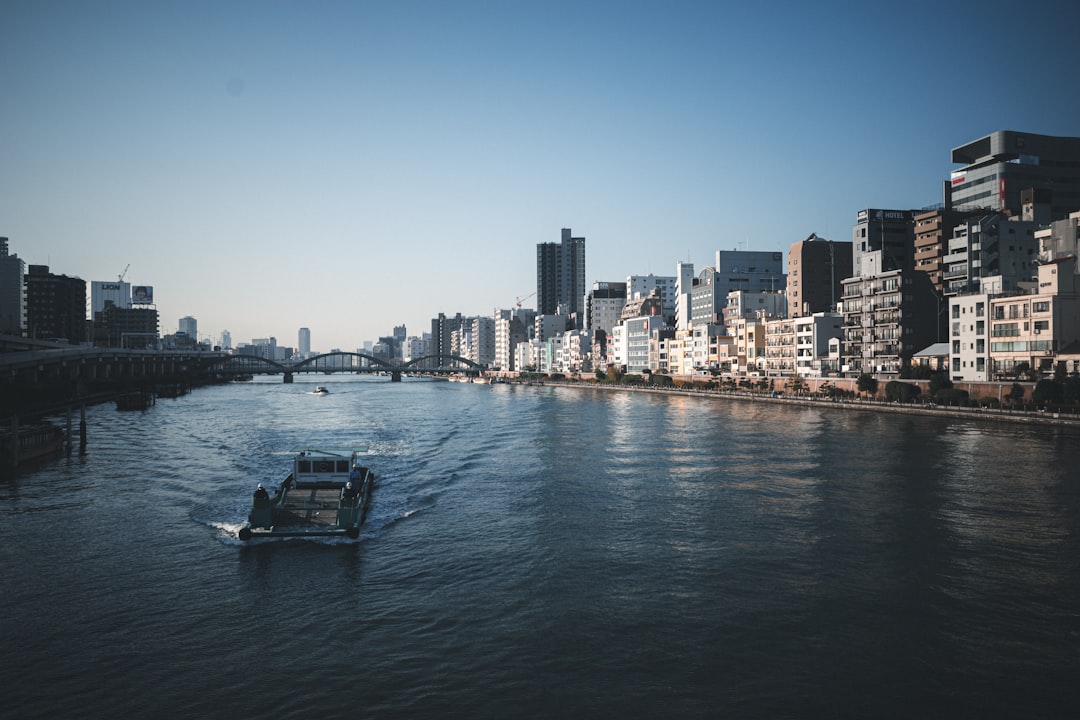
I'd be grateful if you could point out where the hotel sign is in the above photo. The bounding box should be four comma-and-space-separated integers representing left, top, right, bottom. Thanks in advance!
857, 209, 910, 222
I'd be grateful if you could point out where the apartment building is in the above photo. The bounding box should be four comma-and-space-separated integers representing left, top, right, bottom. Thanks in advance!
840, 268, 939, 375
990, 256, 1080, 379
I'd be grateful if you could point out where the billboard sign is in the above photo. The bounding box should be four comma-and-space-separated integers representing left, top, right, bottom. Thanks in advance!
132, 286, 154, 304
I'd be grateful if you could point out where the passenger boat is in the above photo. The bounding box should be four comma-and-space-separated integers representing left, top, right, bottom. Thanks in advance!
238, 447, 374, 540
313, 386, 329, 395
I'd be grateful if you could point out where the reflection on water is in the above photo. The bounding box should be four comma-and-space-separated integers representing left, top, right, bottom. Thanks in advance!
2, 377, 1079, 719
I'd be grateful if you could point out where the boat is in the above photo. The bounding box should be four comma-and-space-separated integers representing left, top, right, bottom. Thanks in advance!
313, 386, 329, 395
238, 447, 375, 540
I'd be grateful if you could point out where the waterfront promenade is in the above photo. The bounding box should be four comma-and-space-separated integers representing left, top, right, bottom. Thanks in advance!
528, 378, 1080, 428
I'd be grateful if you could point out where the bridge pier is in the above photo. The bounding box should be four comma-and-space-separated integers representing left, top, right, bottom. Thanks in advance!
283, 372, 293, 384
391, 370, 402, 382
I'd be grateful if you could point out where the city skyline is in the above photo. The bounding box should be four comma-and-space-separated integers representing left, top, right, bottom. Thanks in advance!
4, 1, 1080, 350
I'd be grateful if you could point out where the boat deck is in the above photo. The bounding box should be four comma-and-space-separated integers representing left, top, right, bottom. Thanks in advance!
275, 486, 347, 527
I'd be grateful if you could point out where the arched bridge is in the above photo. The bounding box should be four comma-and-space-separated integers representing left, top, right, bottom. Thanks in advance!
213, 352, 486, 382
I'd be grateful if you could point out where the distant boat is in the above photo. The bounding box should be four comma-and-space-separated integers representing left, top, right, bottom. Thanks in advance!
312, 386, 329, 395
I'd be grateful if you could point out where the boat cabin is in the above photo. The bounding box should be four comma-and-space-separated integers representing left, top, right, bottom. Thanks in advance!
292, 449, 364, 487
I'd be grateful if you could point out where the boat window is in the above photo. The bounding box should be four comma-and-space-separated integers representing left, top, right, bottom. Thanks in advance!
298, 461, 311, 473
337, 460, 349, 473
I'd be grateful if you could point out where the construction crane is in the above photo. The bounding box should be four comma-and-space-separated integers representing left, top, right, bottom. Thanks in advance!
515, 291, 536, 308
118, 264, 130, 282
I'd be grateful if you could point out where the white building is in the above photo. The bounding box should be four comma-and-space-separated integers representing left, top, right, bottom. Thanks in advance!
948, 294, 990, 381
470, 316, 496, 367
90, 280, 131, 318
794, 313, 844, 377
584, 282, 627, 336
627, 274, 677, 323
609, 324, 627, 369
624, 316, 665, 373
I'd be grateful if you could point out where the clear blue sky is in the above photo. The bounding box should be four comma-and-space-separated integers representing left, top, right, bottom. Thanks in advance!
3, 0, 1079, 350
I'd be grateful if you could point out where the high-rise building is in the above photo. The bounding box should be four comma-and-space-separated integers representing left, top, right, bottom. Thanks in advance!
948, 131, 1080, 219
787, 233, 852, 318
24, 265, 87, 343
536, 228, 586, 325
298, 327, 311, 356
179, 316, 198, 338
0, 238, 25, 335
431, 312, 463, 364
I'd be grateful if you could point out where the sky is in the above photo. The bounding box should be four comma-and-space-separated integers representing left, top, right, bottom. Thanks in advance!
3, 0, 1079, 351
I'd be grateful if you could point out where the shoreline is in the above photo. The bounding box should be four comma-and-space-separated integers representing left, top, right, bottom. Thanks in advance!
527, 379, 1080, 428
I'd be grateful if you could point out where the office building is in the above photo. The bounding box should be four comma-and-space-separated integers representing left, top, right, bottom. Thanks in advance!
298, 327, 311, 357
948, 130, 1080, 219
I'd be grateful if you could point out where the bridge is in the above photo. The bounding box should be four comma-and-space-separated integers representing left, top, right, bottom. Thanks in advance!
1, 336, 487, 420
215, 351, 486, 382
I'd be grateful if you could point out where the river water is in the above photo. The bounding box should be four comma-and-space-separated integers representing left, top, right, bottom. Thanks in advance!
2, 376, 1079, 719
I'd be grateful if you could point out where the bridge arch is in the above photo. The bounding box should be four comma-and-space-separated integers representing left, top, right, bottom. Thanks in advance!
291, 352, 396, 373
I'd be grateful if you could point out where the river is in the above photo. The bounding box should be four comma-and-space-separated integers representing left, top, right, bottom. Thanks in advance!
2, 376, 1078, 719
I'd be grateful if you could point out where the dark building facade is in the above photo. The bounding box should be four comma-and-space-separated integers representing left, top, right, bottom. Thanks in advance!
93, 304, 160, 348
536, 228, 586, 325
0, 238, 24, 335
787, 233, 853, 318
852, 209, 919, 276
24, 265, 87, 343
430, 312, 464, 364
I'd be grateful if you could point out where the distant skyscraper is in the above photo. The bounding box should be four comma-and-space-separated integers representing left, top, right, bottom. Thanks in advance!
0, 238, 25, 335
536, 228, 586, 325
179, 316, 197, 338
298, 327, 311, 356
221, 330, 232, 350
